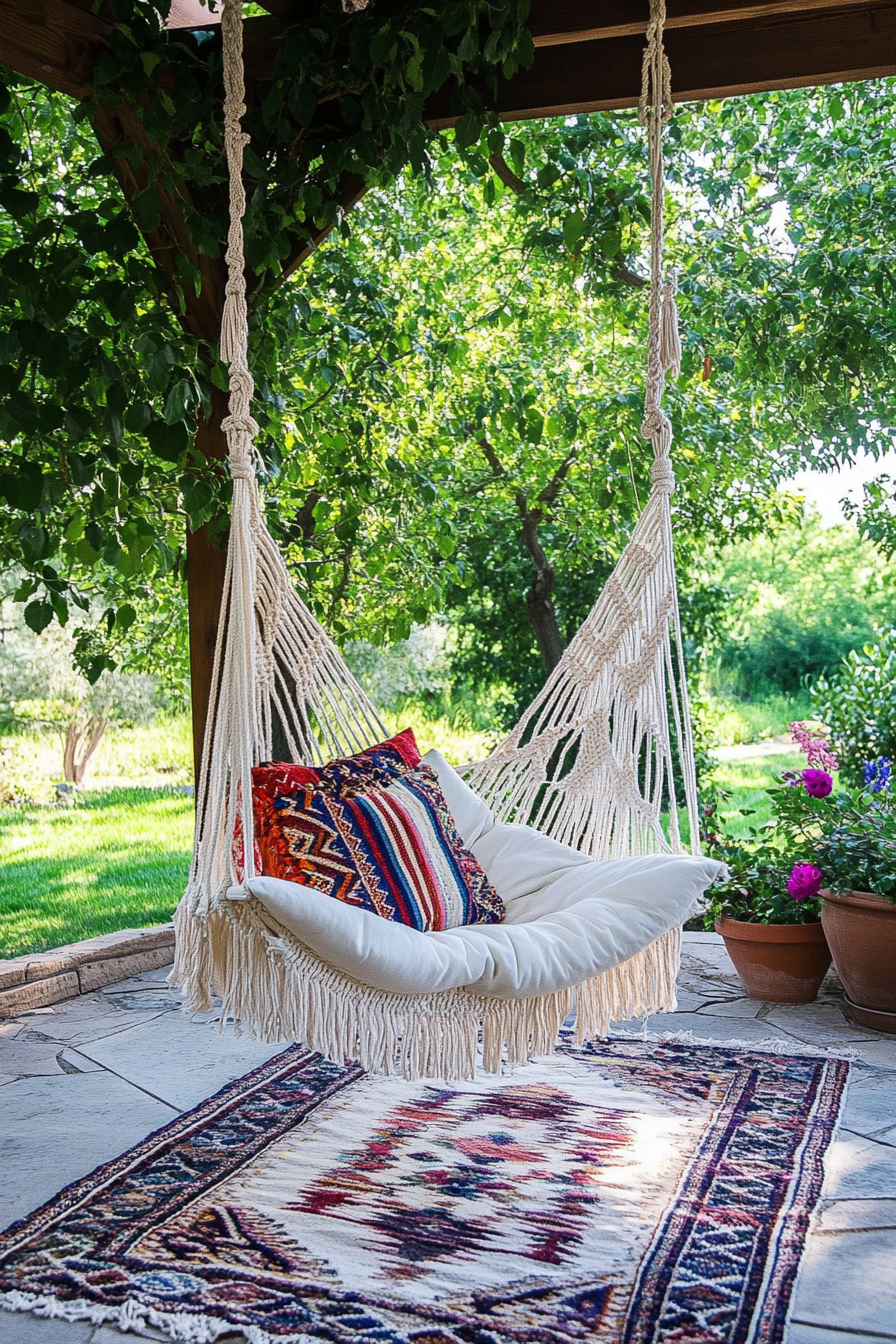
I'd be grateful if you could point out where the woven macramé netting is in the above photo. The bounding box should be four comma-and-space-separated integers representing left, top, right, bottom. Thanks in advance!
170, 0, 699, 1079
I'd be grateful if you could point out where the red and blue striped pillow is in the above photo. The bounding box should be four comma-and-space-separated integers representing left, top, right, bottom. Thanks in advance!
251, 730, 504, 931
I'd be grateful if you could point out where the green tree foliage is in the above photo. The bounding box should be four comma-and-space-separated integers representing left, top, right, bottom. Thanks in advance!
705, 512, 896, 697
669, 82, 896, 473
0, 0, 531, 676
4, 30, 896, 712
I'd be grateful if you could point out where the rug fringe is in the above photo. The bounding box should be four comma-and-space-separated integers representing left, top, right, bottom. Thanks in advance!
609, 1027, 860, 1060
170, 894, 683, 1080
0, 1289, 318, 1343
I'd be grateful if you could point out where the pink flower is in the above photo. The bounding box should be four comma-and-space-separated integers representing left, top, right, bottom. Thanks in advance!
787, 863, 823, 902
789, 721, 839, 772
802, 768, 833, 798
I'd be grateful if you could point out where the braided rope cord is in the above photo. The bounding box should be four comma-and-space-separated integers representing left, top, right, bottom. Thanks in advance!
167, 0, 699, 1068
205, 0, 700, 870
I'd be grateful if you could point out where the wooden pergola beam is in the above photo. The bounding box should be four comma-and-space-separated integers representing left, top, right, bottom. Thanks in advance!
452, 0, 896, 122
5, 0, 896, 113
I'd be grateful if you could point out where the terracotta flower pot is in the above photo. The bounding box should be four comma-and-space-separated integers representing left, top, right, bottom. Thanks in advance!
714, 917, 832, 1003
821, 889, 896, 1034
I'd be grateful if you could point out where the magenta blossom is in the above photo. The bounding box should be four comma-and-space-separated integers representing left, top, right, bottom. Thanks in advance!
787, 863, 824, 902
802, 768, 833, 798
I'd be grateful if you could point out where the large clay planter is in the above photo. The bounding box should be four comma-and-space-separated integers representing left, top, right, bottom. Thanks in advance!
821, 889, 896, 1033
714, 917, 832, 1003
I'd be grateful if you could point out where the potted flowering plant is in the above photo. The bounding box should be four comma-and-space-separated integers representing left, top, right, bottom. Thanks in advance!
772, 740, 896, 1033
703, 825, 832, 1004
702, 720, 843, 1003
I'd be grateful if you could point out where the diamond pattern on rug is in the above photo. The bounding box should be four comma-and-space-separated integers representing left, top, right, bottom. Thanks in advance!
0, 1041, 847, 1344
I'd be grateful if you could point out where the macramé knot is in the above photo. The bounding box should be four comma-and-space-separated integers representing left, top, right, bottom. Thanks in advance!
651, 457, 676, 493
223, 412, 260, 439
228, 449, 256, 482
640, 406, 670, 440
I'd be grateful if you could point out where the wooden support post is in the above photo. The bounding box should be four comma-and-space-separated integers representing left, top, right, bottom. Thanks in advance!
186, 386, 229, 786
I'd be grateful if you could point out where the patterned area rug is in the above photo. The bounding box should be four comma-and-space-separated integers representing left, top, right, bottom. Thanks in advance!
0, 1040, 847, 1344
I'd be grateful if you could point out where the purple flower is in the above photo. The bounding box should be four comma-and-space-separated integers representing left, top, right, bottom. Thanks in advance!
802, 768, 833, 798
790, 720, 840, 772
788, 863, 823, 902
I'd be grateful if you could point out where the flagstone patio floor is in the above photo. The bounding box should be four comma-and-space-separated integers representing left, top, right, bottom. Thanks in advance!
1, 930, 894, 1344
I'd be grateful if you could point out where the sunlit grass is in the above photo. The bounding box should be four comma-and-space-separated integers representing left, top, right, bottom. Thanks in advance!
0, 787, 193, 958
710, 752, 804, 838
380, 705, 497, 765
702, 691, 812, 746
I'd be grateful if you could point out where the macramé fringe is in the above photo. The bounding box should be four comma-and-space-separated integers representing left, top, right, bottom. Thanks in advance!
170, 893, 682, 1080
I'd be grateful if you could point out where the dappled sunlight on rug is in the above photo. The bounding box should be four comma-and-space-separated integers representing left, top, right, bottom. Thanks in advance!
0, 1040, 847, 1344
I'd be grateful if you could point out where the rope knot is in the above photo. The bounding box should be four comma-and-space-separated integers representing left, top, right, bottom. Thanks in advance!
660, 272, 682, 377
223, 412, 260, 439
640, 406, 670, 441
650, 456, 676, 494
229, 455, 256, 482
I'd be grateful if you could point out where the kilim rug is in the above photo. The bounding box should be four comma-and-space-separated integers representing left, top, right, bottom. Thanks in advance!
0, 1039, 847, 1344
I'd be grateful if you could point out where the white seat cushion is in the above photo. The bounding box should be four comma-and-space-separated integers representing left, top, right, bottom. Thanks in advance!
422, 748, 494, 848
236, 749, 724, 999
239, 828, 723, 999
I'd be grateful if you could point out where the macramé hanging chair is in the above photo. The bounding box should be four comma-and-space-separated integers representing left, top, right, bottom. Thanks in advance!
170, 0, 724, 1079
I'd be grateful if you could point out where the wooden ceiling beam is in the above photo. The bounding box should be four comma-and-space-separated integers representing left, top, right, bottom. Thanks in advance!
2, 0, 895, 116
527, 0, 887, 45
428, 0, 896, 122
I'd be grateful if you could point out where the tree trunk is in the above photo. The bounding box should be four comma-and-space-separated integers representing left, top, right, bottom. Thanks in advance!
520, 510, 565, 675
186, 386, 230, 785
62, 716, 109, 785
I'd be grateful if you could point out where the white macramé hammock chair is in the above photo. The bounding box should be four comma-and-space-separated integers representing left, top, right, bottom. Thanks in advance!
171, 0, 702, 1077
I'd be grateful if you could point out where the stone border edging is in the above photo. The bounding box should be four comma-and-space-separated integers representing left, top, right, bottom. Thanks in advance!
0, 924, 175, 1019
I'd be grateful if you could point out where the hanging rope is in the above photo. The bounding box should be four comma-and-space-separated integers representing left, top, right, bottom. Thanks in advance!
170, 0, 701, 1075
638, 0, 677, 475
468, 0, 701, 859
220, 0, 258, 481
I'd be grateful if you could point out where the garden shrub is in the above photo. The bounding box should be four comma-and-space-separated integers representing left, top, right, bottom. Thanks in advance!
811, 629, 896, 786
719, 609, 875, 698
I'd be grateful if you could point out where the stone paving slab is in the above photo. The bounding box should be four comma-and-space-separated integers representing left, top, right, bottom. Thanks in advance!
0, 931, 893, 1343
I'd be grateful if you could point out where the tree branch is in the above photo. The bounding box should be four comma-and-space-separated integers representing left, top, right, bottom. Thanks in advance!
479, 436, 507, 478
489, 152, 526, 196
537, 448, 577, 506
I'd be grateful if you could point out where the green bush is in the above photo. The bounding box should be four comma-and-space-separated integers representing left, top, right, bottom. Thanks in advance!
811, 630, 896, 786
719, 609, 869, 698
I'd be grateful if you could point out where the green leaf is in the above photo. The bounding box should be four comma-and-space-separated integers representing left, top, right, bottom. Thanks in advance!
147, 419, 189, 463
24, 600, 53, 635
563, 211, 585, 250
289, 81, 318, 127
454, 112, 482, 151
131, 185, 160, 233
115, 602, 137, 632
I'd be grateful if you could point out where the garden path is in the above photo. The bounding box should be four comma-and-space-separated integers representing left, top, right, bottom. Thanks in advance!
0, 932, 893, 1344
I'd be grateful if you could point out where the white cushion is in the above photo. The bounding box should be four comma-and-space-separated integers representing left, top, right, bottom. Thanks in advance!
422, 748, 494, 848
240, 816, 724, 999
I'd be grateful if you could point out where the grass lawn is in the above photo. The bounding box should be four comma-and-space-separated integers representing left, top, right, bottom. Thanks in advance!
0, 711, 804, 960
710, 752, 803, 837
0, 787, 193, 958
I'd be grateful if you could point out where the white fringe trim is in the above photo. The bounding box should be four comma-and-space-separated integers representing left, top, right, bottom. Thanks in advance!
170, 894, 683, 1080
0, 1290, 316, 1343
609, 1027, 859, 1061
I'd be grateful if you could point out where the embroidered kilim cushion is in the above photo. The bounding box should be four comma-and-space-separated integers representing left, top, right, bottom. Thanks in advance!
251, 730, 505, 931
